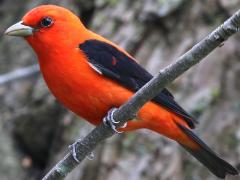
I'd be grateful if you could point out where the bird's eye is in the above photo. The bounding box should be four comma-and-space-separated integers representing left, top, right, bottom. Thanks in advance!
40, 17, 53, 27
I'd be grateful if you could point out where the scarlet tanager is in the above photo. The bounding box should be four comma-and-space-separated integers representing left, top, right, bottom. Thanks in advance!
5, 5, 239, 178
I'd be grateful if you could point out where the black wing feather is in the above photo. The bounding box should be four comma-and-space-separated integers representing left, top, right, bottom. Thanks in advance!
79, 40, 197, 128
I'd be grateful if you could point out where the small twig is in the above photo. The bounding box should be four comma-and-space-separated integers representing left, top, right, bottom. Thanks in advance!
0, 64, 40, 86
42, 10, 240, 180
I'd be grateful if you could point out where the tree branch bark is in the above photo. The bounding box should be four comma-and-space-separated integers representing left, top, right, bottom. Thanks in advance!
42, 9, 240, 180
0, 64, 40, 86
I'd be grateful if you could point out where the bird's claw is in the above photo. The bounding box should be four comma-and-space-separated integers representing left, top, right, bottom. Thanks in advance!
69, 139, 94, 163
103, 108, 127, 134
69, 139, 81, 163
107, 108, 120, 124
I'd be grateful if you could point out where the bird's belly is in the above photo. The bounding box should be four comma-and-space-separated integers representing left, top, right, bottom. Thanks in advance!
50, 81, 120, 125
41, 64, 133, 125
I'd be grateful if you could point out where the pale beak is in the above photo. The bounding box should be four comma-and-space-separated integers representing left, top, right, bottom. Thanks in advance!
5, 21, 34, 37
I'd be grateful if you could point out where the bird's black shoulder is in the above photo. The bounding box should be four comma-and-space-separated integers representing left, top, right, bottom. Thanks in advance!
79, 39, 197, 128
79, 39, 152, 91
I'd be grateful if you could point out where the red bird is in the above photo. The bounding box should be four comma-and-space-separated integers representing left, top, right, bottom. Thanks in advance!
5, 5, 238, 178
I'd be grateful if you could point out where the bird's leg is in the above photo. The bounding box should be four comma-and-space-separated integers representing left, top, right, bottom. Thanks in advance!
103, 107, 127, 133
68, 139, 94, 163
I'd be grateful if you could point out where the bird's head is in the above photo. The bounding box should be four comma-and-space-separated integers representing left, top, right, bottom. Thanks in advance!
5, 5, 87, 54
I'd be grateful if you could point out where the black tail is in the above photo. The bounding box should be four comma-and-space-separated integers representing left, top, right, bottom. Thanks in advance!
176, 123, 239, 179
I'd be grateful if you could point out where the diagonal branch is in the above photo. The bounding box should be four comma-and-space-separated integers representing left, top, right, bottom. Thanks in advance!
42, 9, 240, 180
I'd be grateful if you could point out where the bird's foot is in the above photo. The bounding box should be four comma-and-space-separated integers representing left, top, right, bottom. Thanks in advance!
103, 107, 127, 134
69, 139, 94, 163
69, 139, 81, 163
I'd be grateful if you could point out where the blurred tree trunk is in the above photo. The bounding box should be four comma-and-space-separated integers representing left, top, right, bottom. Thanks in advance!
0, 0, 239, 180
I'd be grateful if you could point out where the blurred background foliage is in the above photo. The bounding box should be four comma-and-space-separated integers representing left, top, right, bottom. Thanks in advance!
0, 0, 240, 179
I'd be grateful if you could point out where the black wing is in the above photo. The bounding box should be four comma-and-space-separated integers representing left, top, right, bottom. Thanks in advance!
79, 40, 197, 128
